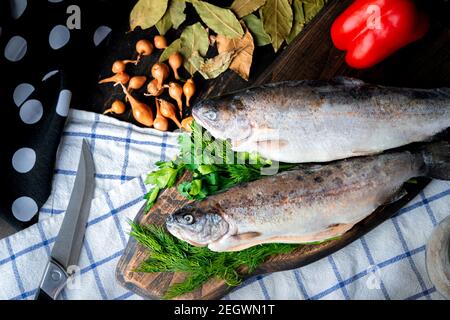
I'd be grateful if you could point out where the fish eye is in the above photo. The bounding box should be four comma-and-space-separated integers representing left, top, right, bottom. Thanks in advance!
205, 110, 217, 121
183, 214, 195, 225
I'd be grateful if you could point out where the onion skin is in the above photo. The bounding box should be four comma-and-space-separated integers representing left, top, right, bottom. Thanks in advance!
120, 84, 154, 127
181, 116, 194, 132
166, 82, 183, 117
99, 72, 130, 85
159, 99, 182, 129
104, 100, 126, 115
136, 39, 153, 63
145, 79, 165, 97
136, 39, 153, 55
151, 63, 170, 90
154, 35, 168, 49
153, 98, 169, 131
183, 78, 196, 107
169, 52, 183, 80
128, 76, 147, 90
112, 60, 137, 73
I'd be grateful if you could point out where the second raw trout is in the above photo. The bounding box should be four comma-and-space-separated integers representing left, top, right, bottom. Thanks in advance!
166, 142, 450, 252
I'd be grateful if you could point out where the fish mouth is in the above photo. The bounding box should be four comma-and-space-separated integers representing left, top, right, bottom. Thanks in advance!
165, 221, 209, 247
166, 213, 235, 247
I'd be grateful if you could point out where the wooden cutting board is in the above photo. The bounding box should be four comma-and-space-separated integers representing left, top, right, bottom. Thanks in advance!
115, 0, 450, 300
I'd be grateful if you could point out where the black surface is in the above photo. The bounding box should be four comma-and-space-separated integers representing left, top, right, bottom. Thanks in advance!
34, 288, 54, 301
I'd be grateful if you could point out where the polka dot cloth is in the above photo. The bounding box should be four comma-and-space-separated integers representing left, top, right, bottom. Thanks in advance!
0, 0, 121, 228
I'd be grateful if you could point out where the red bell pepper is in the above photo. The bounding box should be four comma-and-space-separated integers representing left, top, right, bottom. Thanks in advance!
331, 0, 429, 69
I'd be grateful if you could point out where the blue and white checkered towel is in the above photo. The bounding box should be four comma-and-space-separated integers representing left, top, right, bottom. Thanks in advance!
0, 109, 448, 300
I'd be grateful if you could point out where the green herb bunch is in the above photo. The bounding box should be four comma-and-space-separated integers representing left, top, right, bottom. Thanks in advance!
144, 121, 294, 211
130, 222, 298, 299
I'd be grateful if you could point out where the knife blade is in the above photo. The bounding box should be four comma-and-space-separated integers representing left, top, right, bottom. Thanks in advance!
35, 139, 95, 300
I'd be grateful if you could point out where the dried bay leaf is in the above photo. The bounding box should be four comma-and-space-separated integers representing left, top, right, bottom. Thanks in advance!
216, 29, 255, 80
192, 0, 244, 38
180, 23, 210, 74
189, 51, 236, 79
169, 0, 186, 29
183, 53, 201, 75
229, 30, 254, 81
261, 0, 293, 52
159, 38, 182, 62
130, 0, 169, 30
286, 0, 327, 44
156, 10, 173, 35
188, 52, 206, 75
201, 51, 236, 79
180, 23, 209, 57
231, 0, 266, 18
243, 14, 271, 46
156, 0, 187, 34
286, 0, 306, 44
303, 0, 326, 22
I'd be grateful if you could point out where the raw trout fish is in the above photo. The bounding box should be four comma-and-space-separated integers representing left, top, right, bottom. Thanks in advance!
166, 142, 450, 252
193, 79, 450, 163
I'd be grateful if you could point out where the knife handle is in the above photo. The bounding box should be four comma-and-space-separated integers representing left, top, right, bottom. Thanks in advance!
35, 288, 54, 301
35, 260, 69, 300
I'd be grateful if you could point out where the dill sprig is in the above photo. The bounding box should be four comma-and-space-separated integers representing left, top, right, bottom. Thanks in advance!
130, 222, 299, 299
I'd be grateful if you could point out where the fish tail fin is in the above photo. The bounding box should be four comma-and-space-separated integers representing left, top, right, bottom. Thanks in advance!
420, 141, 450, 180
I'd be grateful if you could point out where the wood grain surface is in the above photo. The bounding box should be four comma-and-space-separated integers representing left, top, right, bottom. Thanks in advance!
115, 0, 450, 300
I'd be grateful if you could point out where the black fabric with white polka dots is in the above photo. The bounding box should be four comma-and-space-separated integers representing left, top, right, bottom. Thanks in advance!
0, 0, 131, 229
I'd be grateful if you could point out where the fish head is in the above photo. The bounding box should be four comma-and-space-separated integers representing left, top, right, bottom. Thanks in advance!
166, 204, 229, 247
192, 96, 252, 143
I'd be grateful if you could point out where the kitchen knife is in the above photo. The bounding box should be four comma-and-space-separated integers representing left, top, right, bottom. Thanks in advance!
35, 139, 95, 300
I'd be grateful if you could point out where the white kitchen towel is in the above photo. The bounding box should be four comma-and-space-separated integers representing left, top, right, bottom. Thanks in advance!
39, 110, 180, 221
0, 109, 449, 300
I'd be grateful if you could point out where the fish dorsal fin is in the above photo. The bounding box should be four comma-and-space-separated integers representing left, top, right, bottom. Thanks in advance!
331, 77, 366, 87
